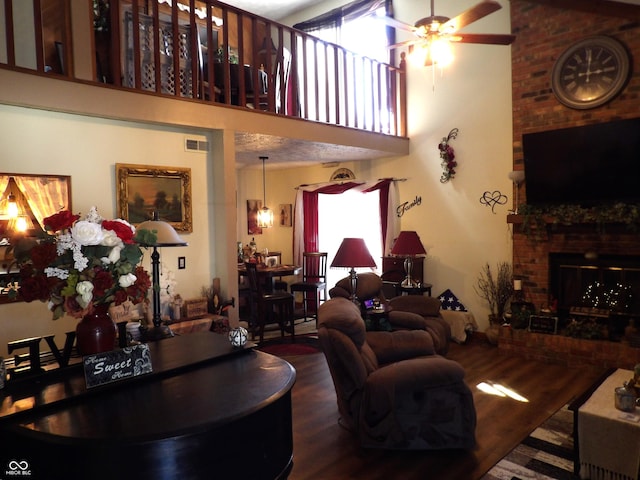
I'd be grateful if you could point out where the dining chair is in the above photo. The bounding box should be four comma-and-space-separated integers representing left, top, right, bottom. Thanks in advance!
245, 262, 295, 343
289, 252, 328, 323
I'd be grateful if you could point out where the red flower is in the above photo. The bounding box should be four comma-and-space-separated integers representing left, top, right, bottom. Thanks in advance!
92, 268, 115, 297
102, 220, 135, 244
64, 295, 90, 319
125, 265, 151, 304
113, 289, 129, 306
30, 242, 58, 270
20, 274, 53, 302
44, 210, 80, 232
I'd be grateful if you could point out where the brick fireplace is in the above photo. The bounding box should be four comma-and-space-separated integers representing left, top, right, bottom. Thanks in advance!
504, 1, 640, 367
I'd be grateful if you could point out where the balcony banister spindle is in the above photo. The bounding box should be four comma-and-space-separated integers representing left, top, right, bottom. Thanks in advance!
188, 0, 199, 98
151, 0, 161, 93
4, 0, 15, 67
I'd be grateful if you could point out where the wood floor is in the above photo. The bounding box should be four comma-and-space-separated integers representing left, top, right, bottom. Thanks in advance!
282, 334, 606, 480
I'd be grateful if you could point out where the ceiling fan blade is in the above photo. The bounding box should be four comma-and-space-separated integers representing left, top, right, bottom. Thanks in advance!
440, 1, 502, 33
377, 15, 417, 33
452, 32, 515, 45
387, 38, 421, 50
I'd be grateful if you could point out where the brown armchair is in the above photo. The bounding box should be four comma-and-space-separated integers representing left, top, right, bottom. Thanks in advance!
329, 272, 452, 354
317, 297, 476, 450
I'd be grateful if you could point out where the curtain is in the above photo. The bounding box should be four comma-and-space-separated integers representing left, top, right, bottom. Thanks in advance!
293, 0, 390, 33
292, 178, 399, 268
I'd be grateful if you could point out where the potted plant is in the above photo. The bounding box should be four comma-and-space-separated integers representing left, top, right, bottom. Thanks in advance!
474, 262, 513, 344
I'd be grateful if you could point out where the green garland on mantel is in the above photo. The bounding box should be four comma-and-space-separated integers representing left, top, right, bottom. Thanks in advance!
517, 202, 640, 239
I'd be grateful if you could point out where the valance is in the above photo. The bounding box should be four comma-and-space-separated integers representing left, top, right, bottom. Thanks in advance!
293, 0, 390, 33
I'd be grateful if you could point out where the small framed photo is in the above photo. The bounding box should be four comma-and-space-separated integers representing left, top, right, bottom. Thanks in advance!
247, 199, 262, 235
278, 203, 292, 227
265, 255, 279, 267
116, 163, 192, 232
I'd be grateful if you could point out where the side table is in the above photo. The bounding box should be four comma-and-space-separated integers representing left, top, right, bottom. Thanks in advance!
365, 307, 391, 331
572, 368, 640, 480
398, 283, 432, 296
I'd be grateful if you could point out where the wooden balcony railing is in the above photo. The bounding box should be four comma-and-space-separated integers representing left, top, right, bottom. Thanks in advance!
0, 0, 407, 137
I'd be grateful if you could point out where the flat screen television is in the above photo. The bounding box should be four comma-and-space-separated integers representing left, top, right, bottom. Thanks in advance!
522, 118, 640, 206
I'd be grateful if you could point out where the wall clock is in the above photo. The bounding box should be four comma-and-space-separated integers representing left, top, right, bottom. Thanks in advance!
551, 36, 630, 110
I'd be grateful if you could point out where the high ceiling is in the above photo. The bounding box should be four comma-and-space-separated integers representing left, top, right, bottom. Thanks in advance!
225, 0, 318, 21
229, 0, 640, 169
230, 0, 640, 21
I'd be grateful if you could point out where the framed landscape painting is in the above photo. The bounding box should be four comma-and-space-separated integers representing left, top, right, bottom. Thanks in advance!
116, 164, 192, 232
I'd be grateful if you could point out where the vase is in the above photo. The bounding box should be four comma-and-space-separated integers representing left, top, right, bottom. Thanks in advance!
76, 304, 117, 356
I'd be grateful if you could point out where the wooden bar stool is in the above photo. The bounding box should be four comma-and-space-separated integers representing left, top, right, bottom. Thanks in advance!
290, 252, 328, 323
245, 262, 295, 343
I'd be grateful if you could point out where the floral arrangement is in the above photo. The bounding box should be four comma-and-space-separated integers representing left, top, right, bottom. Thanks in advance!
438, 128, 459, 183
14, 207, 153, 320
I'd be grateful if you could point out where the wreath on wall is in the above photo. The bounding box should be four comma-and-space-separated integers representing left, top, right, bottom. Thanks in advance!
439, 128, 459, 183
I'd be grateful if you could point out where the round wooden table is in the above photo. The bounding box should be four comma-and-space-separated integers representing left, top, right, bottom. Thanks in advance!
0, 333, 296, 480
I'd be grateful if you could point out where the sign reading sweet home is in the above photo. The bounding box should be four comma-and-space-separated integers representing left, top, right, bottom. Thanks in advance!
83, 343, 152, 388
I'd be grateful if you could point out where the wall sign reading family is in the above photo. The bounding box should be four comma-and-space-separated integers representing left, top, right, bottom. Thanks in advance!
116, 164, 192, 232
396, 195, 422, 217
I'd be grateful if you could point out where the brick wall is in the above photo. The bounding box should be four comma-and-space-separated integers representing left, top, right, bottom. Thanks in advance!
510, 1, 640, 310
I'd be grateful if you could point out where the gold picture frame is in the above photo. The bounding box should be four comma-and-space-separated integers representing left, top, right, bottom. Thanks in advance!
116, 163, 192, 232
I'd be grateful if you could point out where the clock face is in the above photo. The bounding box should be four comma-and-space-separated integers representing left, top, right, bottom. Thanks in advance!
551, 36, 630, 110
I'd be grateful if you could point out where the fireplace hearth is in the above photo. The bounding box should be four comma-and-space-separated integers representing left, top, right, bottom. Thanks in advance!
509, 219, 640, 367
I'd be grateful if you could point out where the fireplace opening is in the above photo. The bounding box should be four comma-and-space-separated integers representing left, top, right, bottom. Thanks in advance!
549, 253, 640, 340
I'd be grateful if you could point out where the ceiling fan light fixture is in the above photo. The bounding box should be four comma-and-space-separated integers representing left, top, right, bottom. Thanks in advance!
430, 37, 454, 67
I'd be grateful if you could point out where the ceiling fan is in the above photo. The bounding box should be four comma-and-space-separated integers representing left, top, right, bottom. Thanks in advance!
385, 0, 515, 66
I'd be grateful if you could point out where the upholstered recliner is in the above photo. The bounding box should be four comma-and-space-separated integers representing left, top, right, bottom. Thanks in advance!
317, 297, 476, 450
329, 272, 452, 355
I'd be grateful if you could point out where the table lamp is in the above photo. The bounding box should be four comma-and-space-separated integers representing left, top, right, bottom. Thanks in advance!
330, 238, 376, 303
390, 231, 426, 288
137, 213, 188, 341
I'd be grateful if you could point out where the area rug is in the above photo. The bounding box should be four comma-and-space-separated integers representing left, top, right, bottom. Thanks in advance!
481, 405, 576, 480
257, 334, 321, 356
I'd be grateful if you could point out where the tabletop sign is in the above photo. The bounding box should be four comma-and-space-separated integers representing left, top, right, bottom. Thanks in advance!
83, 344, 153, 389
528, 315, 558, 334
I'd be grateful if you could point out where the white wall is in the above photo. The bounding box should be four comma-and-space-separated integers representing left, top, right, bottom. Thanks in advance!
0, 105, 215, 353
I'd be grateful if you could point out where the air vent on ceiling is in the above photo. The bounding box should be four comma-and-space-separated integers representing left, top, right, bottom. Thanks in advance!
185, 137, 210, 153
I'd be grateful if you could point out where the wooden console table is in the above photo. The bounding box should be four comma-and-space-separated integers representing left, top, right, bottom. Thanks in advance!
0, 333, 296, 480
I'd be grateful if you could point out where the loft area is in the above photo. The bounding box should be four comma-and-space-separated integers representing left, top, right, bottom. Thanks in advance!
2, 0, 407, 139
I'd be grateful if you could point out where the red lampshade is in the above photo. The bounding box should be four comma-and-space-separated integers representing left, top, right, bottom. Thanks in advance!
331, 238, 376, 268
390, 231, 426, 256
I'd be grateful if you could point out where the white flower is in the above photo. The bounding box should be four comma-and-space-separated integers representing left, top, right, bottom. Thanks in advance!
44, 267, 70, 279
84, 206, 102, 224
71, 220, 104, 246
101, 229, 124, 248
71, 243, 89, 271
76, 281, 94, 307
119, 273, 137, 288
104, 245, 122, 264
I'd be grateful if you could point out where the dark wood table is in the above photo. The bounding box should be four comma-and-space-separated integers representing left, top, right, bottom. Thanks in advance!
0, 333, 296, 480
238, 263, 301, 292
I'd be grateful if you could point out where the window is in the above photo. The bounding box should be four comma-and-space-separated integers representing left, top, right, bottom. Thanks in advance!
318, 189, 382, 288
294, 0, 394, 130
